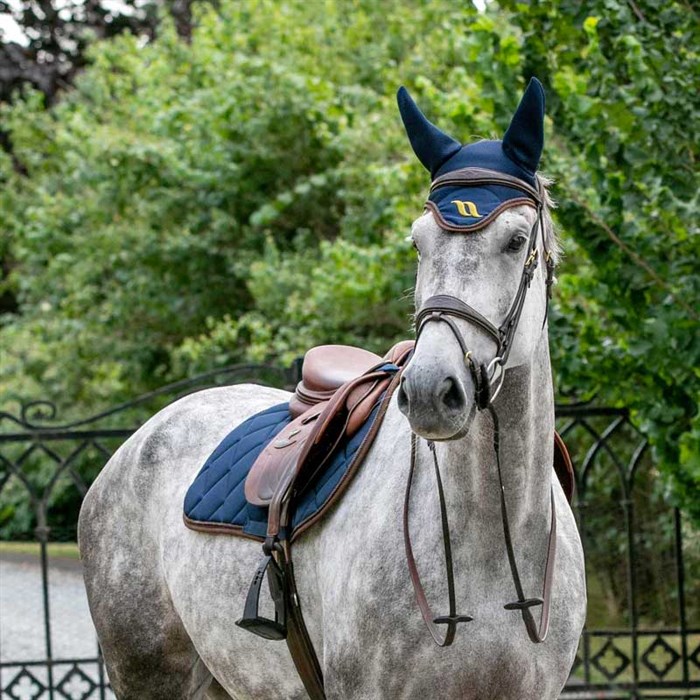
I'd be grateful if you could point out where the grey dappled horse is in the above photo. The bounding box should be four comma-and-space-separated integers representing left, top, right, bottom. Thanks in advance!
79, 81, 586, 699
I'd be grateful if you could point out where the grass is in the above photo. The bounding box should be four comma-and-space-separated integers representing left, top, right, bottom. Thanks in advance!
0, 541, 80, 560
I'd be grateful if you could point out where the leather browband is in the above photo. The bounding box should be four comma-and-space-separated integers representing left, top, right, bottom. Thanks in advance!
429, 167, 542, 202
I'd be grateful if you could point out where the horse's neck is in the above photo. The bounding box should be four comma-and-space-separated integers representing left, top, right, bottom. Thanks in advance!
435, 339, 554, 533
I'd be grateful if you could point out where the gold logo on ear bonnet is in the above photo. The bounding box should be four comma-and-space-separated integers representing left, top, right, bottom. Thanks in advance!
451, 200, 482, 218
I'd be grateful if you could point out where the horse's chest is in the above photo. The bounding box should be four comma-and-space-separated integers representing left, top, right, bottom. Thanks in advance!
323, 613, 556, 700
312, 478, 571, 698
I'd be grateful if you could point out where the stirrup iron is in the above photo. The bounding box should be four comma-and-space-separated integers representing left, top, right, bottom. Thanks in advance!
236, 551, 288, 640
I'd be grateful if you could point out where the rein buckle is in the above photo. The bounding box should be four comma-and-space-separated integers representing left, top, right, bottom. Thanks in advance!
525, 249, 538, 268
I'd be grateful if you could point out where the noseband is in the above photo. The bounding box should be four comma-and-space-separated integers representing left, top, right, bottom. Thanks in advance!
403, 173, 558, 647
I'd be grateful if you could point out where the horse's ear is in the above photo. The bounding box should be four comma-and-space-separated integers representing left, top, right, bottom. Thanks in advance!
397, 86, 461, 177
502, 77, 545, 174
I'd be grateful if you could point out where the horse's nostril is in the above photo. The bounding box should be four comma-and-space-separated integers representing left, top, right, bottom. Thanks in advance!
440, 377, 465, 412
397, 376, 410, 413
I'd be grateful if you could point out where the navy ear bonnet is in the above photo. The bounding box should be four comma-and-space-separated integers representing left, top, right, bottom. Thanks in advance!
397, 78, 545, 232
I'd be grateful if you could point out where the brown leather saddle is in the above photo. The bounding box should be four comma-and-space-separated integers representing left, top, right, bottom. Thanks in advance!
236, 341, 413, 695
244, 340, 414, 518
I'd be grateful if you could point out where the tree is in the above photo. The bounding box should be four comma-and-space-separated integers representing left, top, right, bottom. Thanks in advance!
1, 0, 697, 522
500, 0, 700, 518
0, 1, 201, 103
1, 0, 199, 329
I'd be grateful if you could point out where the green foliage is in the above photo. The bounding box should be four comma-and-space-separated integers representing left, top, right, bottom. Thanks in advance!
501, 0, 700, 519
1, 0, 698, 521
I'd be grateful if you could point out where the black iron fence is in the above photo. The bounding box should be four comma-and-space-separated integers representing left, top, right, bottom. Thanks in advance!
0, 363, 697, 699
556, 404, 699, 699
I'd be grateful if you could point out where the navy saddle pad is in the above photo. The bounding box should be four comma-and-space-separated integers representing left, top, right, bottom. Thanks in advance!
183, 399, 384, 542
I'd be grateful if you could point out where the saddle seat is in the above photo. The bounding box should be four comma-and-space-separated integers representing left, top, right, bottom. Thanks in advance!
289, 345, 382, 418
288, 341, 415, 418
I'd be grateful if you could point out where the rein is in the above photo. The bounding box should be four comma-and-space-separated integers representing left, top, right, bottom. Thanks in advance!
403, 175, 558, 646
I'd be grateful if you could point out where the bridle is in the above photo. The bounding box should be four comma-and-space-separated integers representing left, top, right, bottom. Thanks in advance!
403, 170, 558, 647
416, 169, 555, 410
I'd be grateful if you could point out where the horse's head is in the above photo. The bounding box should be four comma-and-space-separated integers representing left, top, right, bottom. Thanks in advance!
396, 79, 559, 440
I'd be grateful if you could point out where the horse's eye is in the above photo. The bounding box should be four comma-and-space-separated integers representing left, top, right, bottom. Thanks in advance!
412, 239, 421, 259
507, 234, 528, 252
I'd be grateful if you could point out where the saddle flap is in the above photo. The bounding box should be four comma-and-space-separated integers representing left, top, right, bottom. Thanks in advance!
244, 404, 326, 507
244, 368, 399, 511
345, 376, 388, 436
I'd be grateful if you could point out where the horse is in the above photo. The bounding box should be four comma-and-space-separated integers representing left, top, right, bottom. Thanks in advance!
79, 78, 586, 699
